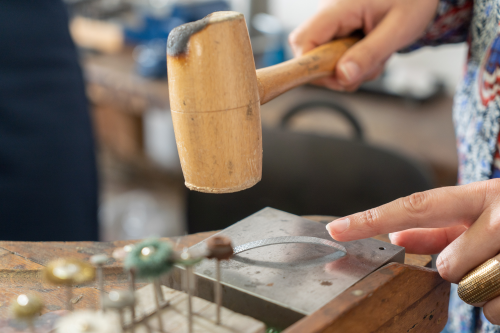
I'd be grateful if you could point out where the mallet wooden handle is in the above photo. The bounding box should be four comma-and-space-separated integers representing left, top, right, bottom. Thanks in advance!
256, 36, 361, 105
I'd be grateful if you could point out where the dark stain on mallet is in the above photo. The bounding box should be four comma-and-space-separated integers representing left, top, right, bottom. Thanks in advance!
167, 16, 210, 57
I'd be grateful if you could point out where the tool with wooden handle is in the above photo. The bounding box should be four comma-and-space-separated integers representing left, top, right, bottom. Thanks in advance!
167, 11, 360, 193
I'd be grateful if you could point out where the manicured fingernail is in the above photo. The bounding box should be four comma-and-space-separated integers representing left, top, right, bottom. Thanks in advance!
338, 61, 360, 85
388, 233, 398, 243
326, 218, 350, 235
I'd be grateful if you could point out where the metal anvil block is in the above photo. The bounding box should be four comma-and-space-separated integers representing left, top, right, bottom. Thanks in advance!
164, 207, 404, 329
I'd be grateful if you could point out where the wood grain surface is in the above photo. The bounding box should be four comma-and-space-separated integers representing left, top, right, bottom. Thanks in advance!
0, 232, 213, 320
284, 263, 449, 333
0, 223, 437, 332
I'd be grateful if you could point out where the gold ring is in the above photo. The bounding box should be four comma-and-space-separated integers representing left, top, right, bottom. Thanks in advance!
458, 258, 500, 304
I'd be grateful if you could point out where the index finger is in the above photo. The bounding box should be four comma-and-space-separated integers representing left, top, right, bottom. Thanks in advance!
326, 180, 493, 242
289, 0, 368, 57
288, 8, 341, 56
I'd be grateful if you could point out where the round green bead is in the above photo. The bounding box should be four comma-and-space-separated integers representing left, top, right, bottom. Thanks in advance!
124, 239, 174, 279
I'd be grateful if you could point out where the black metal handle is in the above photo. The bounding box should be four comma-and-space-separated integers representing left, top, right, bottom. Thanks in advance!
279, 100, 364, 141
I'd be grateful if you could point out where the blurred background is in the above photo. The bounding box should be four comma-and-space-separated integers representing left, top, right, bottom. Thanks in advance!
65, 0, 466, 240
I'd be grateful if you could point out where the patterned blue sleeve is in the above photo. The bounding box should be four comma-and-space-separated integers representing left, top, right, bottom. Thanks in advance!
402, 0, 473, 52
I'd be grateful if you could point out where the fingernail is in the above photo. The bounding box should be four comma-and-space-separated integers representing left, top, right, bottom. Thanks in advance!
338, 61, 360, 85
326, 218, 350, 235
388, 232, 398, 243
436, 256, 443, 270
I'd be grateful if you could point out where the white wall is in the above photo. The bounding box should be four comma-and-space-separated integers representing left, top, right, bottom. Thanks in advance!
268, 0, 321, 31
228, 0, 252, 18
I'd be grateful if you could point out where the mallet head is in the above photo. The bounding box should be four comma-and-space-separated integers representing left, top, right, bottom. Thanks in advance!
167, 12, 262, 193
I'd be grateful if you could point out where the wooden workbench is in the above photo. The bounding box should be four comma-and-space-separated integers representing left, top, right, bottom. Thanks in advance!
0, 216, 448, 332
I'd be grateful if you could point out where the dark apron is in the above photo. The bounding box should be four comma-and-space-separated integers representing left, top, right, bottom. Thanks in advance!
0, 0, 98, 240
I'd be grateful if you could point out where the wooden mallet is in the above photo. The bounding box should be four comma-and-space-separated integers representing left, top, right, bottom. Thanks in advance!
167, 11, 359, 193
